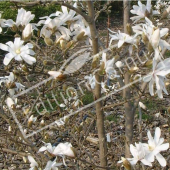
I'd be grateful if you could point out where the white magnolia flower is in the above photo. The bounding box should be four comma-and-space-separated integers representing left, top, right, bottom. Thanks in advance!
143, 58, 170, 98
130, 0, 159, 23
6, 97, 17, 109
40, 17, 71, 41
6, 72, 25, 96
39, 142, 75, 166
28, 156, 39, 170
145, 127, 169, 167
84, 74, 96, 89
101, 52, 118, 79
28, 115, 37, 123
133, 18, 170, 60
53, 142, 75, 158
58, 3, 77, 24
0, 72, 25, 96
129, 142, 152, 166
118, 142, 152, 166
38, 142, 56, 155
72, 22, 91, 45
115, 61, 124, 68
109, 30, 137, 48
22, 23, 33, 41
0, 37, 36, 65
5, 8, 35, 28
44, 158, 62, 170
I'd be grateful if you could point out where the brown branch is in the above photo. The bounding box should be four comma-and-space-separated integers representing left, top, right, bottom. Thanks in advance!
1, 148, 28, 157
10, 0, 90, 22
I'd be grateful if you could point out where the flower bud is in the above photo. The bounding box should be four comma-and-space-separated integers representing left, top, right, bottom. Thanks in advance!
44, 37, 53, 46
60, 39, 66, 50
129, 66, 139, 73
22, 64, 29, 72
144, 59, 153, 68
40, 120, 45, 127
23, 156, 27, 163
28, 115, 37, 128
99, 61, 105, 75
148, 42, 154, 53
24, 129, 27, 134
6, 97, 16, 110
151, 29, 160, 49
48, 71, 66, 81
8, 126, 12, 132
43, 60, 54, 65
126, 23, 133, 36
121, 157, 132, 170
22, 24, 32, 41
37, 29, 40, 37
66, 40, 75, 49
142, 33, 149, 44
77, 31, 85, 41
11, 24, 18, 32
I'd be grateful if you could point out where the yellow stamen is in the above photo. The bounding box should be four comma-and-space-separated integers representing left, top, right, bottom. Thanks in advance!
15, 48, 21, 54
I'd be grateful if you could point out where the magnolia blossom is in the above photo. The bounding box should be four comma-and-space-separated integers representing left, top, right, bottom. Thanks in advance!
28, 156, 39, 170
53, 142, 75, 158
39, 16, 71, 41
130, 142, 152, 166
38, 142, 57, 155
0, 72, 25, 96
84, 74, 96, 89
145, 127, 169, 167
109, 29, 137, 48
130, 0, 159, 23
100, 52, 119, 79
6, 97, 17, 109
0, 37, 36, 65
133, 18, 170, 60
143, 58, 170, 98
44, 158, 62, 170
22, 23, 33, 41
5, 8, 35, 28
118, 127, 169, 167
118, 142, 152, 166
58, 3, 77, 24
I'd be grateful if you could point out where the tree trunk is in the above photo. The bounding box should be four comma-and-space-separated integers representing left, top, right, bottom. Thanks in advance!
87, 1, 108, 167
123, 0, 130, 33
123, 0, 133, 157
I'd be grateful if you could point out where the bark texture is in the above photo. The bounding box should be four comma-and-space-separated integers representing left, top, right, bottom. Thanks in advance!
87, 1, 108, 167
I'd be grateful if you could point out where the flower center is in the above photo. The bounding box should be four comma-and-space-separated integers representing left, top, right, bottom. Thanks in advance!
148, 145, 155, 151
15, 48, 21, 54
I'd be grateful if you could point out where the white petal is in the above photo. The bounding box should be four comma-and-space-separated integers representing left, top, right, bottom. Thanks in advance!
6, 97, 15, 108
160, 28, 169, 37
118, 40, 124, 48
154, 127, 161, 144
143, 74, 152, 82
0, 43, 8, 51
22, 54, 36, 65
156, 143, 169, 151
38, 146, 47, 153
149, 79, 154, 96
145, 151, 155, 162
141, 158, 152, 166
48, 71, 62, 78
155, 153, 167, 167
